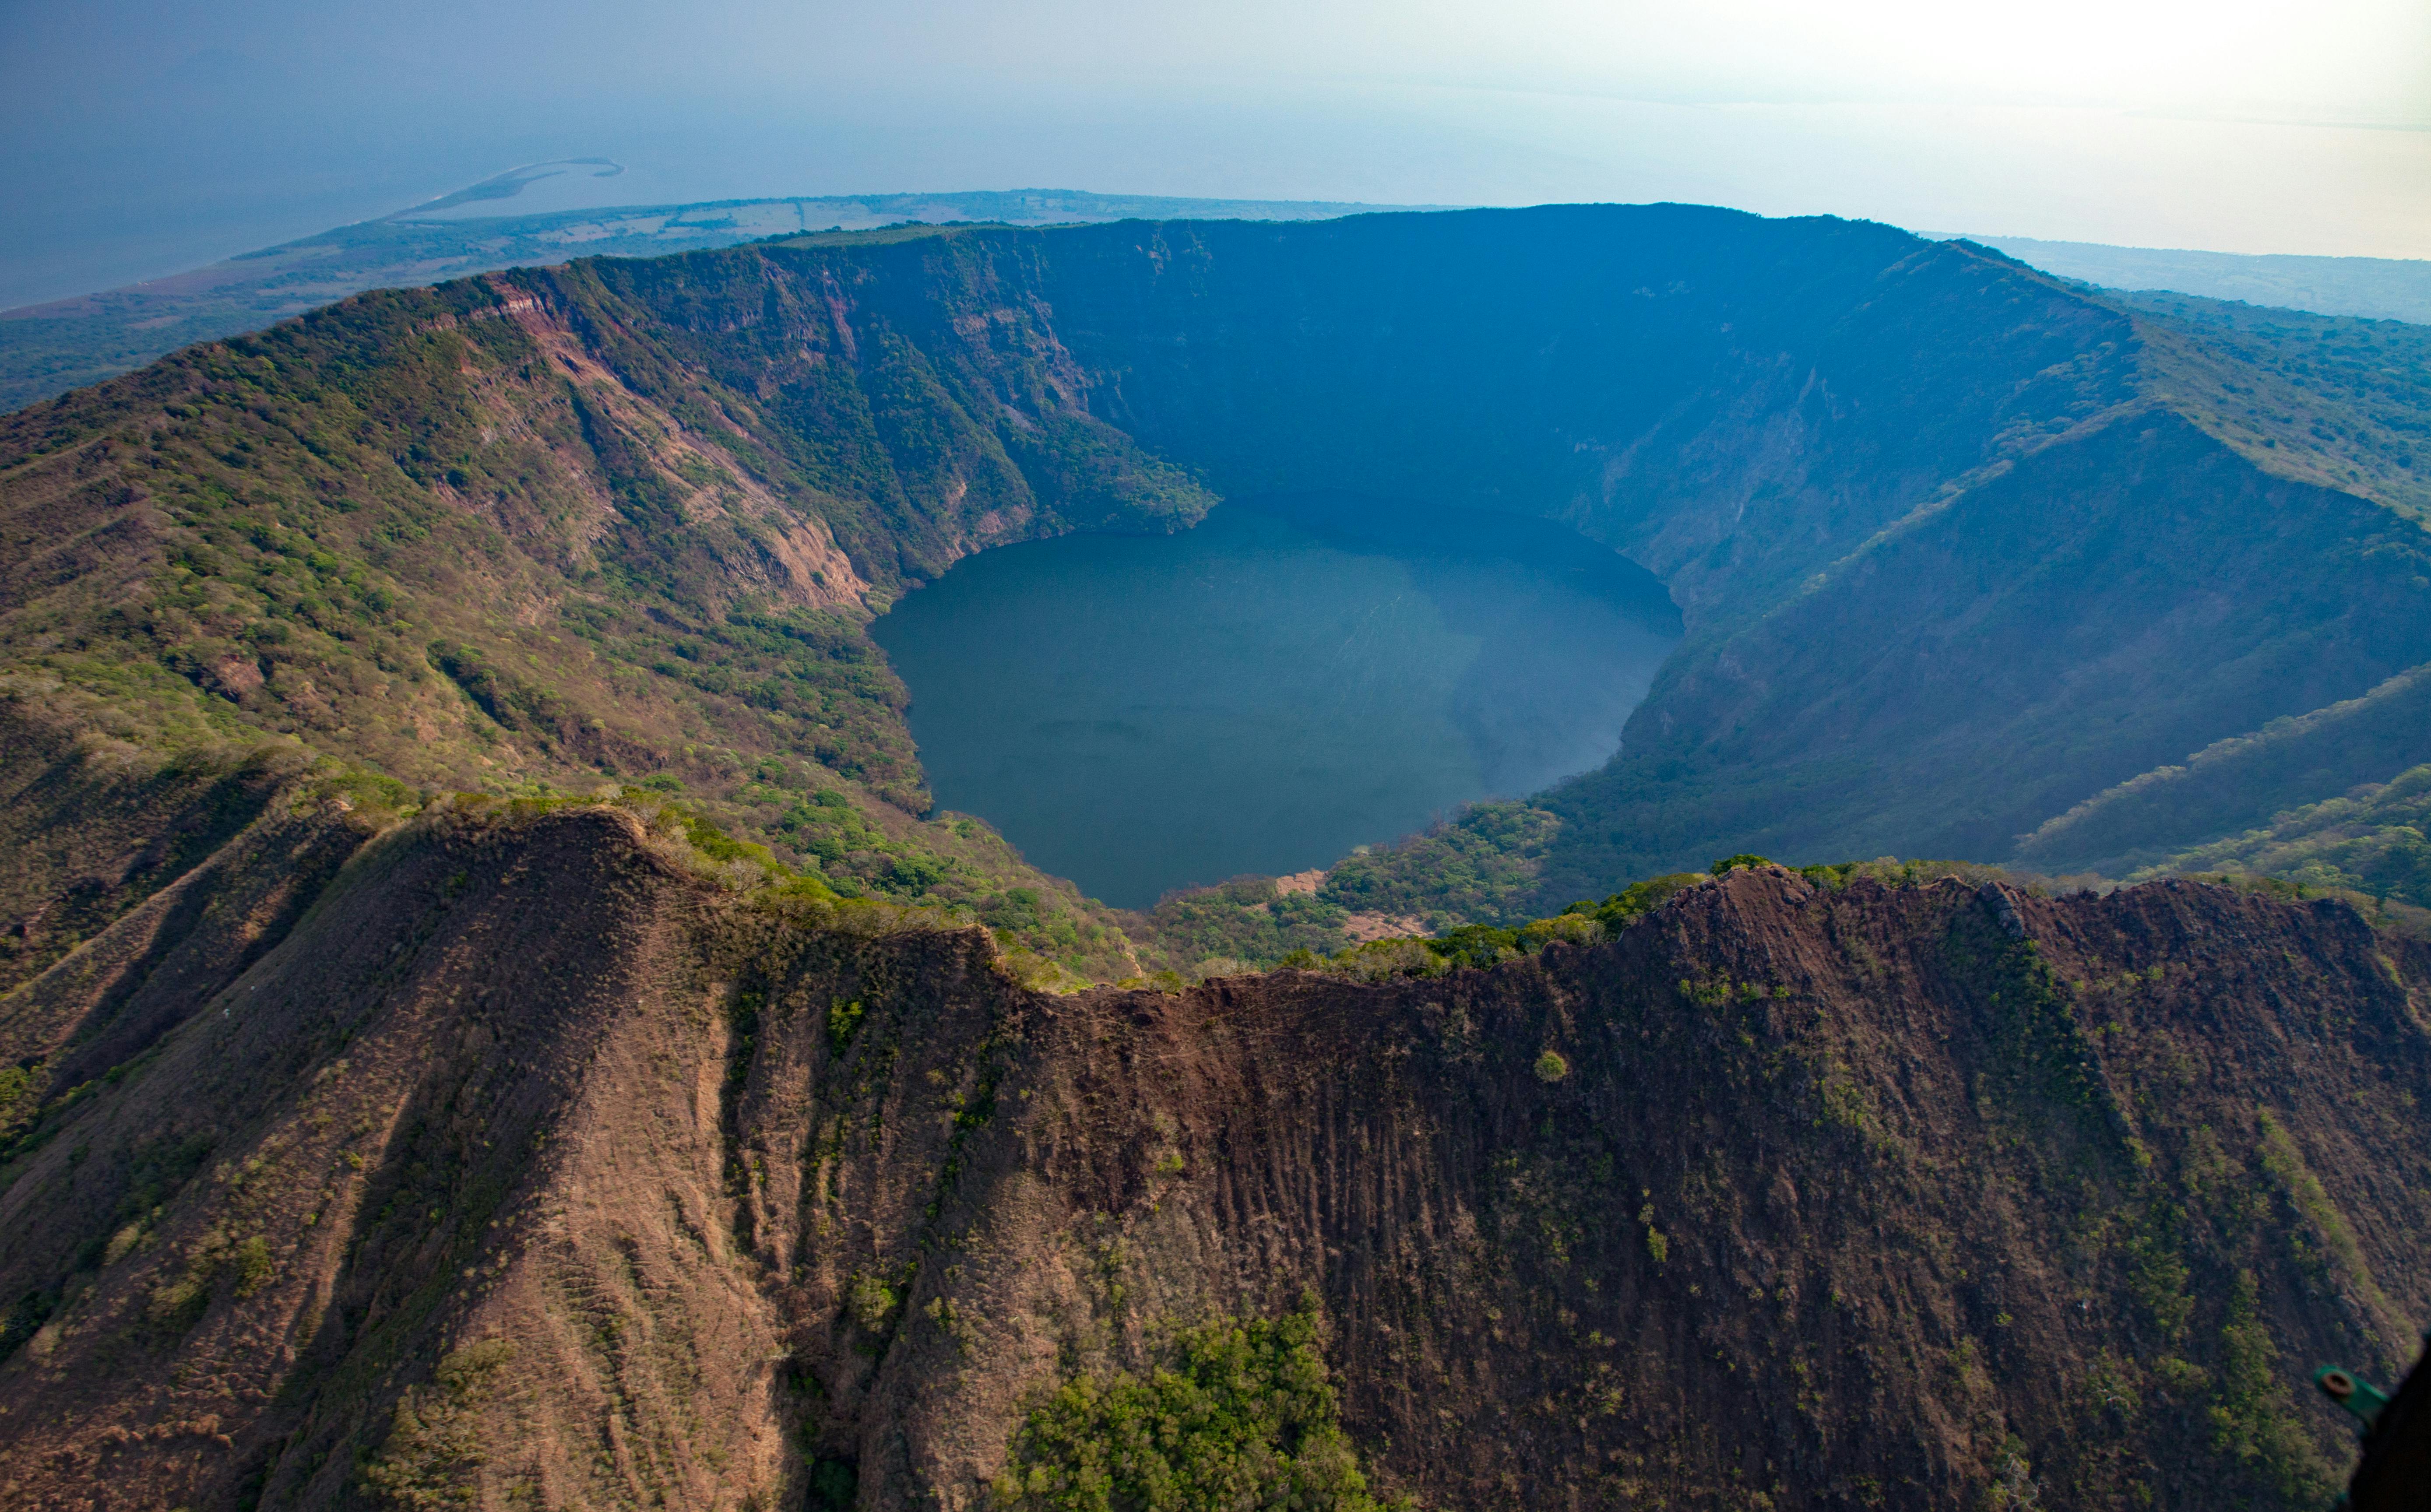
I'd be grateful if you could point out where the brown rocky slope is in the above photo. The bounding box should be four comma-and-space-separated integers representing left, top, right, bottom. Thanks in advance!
0, 801, 2424, 1509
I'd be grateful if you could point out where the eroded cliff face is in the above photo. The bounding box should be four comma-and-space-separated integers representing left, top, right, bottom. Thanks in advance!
0, 806, 2422, 1510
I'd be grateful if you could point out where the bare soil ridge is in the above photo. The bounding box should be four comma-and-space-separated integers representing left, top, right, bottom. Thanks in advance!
0, 802, 2420, 1508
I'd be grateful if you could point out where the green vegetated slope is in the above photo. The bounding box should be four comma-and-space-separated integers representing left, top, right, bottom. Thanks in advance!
1516, 310, 2431, 903
0, 250, 1202, 982
3, 204, 2427, 981
1544, 407, 2428, 885
2139, 763, 2431, 907
0, 812, 2423, 1510
2013, 663, 2431, 879
1992, 296, 2431, 886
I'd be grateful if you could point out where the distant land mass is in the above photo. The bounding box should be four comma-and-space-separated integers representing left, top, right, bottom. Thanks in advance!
1951, 233, 2431, 325
0, 186, 1438, 414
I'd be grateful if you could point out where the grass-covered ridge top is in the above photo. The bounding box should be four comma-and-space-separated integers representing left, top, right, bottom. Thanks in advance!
1276, 853, 2147, 985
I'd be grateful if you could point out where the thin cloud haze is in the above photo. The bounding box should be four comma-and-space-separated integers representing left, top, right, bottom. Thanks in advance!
3, 0, 2425, 308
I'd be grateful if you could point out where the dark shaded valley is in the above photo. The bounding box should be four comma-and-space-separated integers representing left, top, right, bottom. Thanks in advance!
1, 204, 2428, 1508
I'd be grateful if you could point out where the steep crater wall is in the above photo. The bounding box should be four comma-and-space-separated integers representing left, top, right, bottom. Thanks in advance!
8, 206, 2427, 913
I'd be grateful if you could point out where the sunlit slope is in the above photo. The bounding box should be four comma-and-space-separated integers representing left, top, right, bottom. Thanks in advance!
0, 253, 1199, 977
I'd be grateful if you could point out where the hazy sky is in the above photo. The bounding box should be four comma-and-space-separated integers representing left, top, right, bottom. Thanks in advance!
4, 0, 2425, 308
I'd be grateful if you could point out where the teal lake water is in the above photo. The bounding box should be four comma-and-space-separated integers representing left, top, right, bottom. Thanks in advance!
869, 495, 1681, 907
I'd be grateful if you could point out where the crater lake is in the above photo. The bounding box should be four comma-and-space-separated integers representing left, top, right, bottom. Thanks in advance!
869, 493, 1682, 907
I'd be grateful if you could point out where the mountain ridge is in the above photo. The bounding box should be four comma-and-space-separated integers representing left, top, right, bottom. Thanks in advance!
0, 795, 2422, 1507
0, 190, 1443, 416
